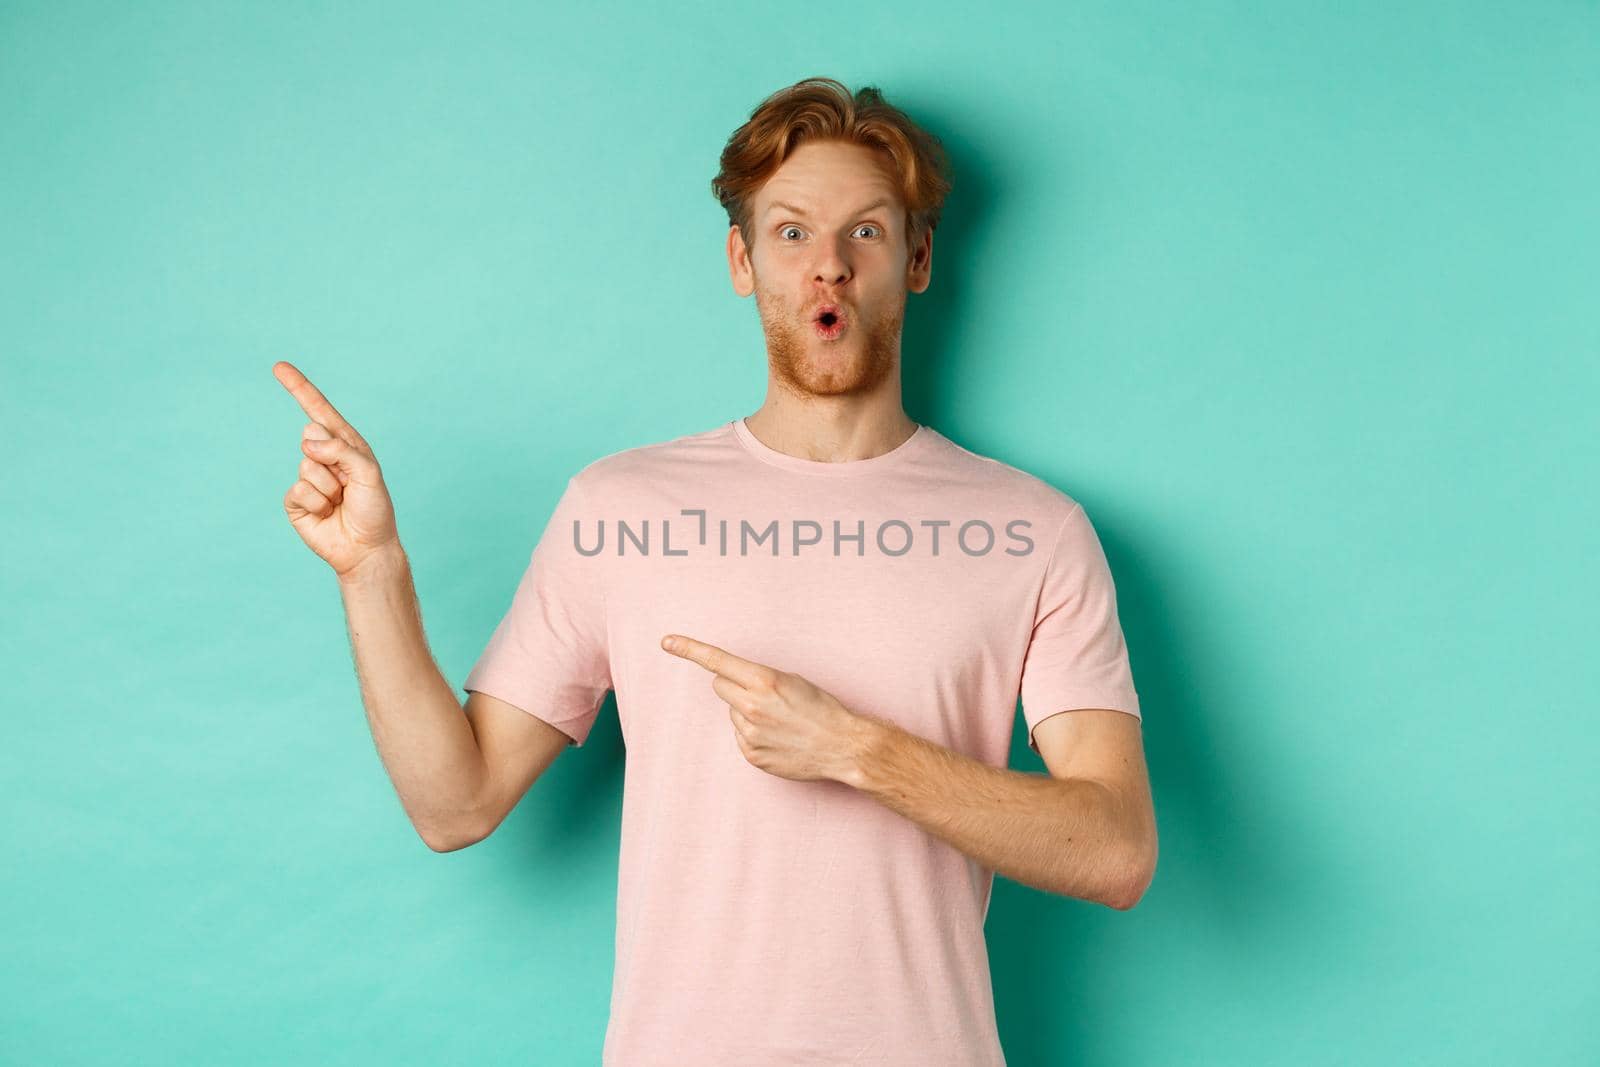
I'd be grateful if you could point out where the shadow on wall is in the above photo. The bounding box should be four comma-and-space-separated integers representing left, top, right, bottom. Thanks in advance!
900, 98, 1321, 1062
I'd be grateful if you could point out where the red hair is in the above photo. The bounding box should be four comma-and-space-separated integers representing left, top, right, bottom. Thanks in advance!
711, 77, 953, 257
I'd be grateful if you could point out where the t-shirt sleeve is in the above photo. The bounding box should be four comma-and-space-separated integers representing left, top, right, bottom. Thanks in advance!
1018, 501, 1141, 754
462, 473, 612, 747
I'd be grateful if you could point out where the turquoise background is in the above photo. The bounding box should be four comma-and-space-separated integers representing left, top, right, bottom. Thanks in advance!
3, 2, 1596, 1063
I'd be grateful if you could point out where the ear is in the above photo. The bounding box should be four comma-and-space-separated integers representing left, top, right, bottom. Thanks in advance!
906, 226, 934, 294
728, 224, 755, 297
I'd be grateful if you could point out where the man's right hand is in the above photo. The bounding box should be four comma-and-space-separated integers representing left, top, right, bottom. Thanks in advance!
273, 360, 401, 581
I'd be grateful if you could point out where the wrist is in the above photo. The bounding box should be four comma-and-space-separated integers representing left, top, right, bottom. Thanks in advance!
839, 712, 891, 791
336, 541, 409, 590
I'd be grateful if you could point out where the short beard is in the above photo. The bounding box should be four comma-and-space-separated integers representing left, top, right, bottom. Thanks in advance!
753, 278, 904, 399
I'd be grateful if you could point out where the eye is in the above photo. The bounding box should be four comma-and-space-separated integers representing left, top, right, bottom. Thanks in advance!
777, 223, 881, 242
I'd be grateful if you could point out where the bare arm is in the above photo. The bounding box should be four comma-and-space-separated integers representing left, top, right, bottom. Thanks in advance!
336, 546, 577, 850
844, 713, 1154, 909
274, 360, 567, 851
334, 544, 491, 851
461, 689, 576, 839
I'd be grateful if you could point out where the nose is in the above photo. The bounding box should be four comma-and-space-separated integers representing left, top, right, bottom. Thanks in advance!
812, 232, 851, 287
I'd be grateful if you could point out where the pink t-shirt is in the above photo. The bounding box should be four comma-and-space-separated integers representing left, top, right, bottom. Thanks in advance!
463, 417, 1141, 1066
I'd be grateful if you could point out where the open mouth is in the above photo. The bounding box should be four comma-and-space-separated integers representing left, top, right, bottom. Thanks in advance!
812, 304, 847, 338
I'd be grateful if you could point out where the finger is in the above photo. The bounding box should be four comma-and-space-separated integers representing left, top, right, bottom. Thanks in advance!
302, 432, 382, 487
302, 423, 340, 481
711, 673, 754, 711
285, 479, 333, 517
730, 708, 753, 745
661, 634, 773, 689
298, 456, 342, 499
272, 361, 372, 452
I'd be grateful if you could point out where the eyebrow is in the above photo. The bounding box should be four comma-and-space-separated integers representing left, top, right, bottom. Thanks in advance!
765, 198, 894, 220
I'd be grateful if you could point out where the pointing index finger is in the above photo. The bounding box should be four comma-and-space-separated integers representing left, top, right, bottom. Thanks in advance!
661, 634, 770, 689
272, 360, 371, 451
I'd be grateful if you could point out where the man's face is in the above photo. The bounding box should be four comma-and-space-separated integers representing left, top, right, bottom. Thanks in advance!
728, 140, 933, 398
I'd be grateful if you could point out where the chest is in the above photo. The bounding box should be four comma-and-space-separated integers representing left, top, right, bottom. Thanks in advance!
605, 545, 1041, 751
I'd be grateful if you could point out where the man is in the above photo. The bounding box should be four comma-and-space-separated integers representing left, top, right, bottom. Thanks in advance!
276, 77, 1156, 1067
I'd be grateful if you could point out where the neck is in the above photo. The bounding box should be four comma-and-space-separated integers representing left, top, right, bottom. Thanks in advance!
743, 387, 918, 464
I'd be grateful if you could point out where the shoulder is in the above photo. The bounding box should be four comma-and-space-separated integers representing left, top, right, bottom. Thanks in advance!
920, 425, 1085, 525
565, 421, 738, 497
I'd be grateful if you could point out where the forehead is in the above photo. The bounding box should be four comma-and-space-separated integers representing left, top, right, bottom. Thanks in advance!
755, 141, 902, 217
